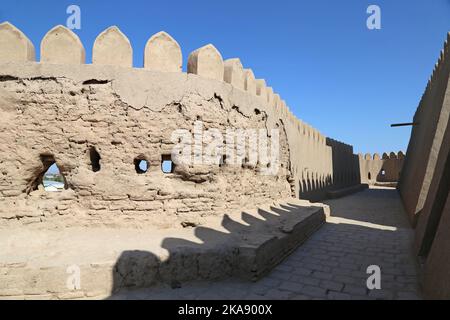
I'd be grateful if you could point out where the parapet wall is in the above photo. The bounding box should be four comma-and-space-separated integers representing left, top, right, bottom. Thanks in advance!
0, 22, 341, 228
399, 32, 450, 224
358, 152, 405, 185
326, 138, 360, 186
399, 32, 450, 299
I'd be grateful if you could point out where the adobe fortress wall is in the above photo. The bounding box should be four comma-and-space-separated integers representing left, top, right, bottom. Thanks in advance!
398, 32, 450, 299
0, 23, 385, 229
398, 32, 450, 225
358, 152, 405, 184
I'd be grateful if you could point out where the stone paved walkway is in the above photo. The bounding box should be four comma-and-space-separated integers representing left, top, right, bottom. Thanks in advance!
109, 187, 422, 300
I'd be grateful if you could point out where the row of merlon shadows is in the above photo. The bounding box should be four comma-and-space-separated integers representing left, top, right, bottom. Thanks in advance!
0, 21, 293, 119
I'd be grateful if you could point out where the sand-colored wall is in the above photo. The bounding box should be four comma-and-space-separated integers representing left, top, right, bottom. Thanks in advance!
358, 152, 404, 184
399, 33, 450, 225
421, 190, 450, 299
414, 99, 450, 259
0, 23, 347, 229
399, 33, 450, 299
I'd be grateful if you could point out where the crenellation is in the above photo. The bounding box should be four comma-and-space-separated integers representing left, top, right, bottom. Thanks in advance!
282, 101, 289, 117
0, 22, 35, 63
266, 87, 274, 106
280, 98, 286, 116
243, 69, 256, 95
359, 150, 404, 184
273, 93, 281, 110
255, 79, 267, 98
306, 124, 311, 137
93, 26, 132, 67
223, 58, 245, 90
144, 31, 182, 72
40, 25, 85, 65
425, 35, 450, 96
187, 44, 223, 81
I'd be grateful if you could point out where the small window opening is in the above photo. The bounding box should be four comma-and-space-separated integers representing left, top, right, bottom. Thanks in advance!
39, 155, 66, 192
381, 169, 386, 176
43, 163, 65, 192
134, 157, 148, 174
368, 172, 372, 180
162, 155, 174, 173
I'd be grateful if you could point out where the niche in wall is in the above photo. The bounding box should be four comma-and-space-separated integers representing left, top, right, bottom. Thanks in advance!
89, 147, 101, 172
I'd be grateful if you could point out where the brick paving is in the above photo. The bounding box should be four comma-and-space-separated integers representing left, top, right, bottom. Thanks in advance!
110, 187, 422, 300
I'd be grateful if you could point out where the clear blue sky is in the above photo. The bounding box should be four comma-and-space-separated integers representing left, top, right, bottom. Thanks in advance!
1, 0, 449, 154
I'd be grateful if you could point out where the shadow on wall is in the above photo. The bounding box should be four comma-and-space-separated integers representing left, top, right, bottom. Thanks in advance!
358, 152, 404, 186
299, 138, 361, 202
107, 188, 422, 300
378, 152, 404, 183
108, 202, 324, 296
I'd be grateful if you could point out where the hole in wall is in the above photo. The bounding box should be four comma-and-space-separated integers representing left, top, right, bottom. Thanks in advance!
381, 169, 386, 176
89, 147, 101, 172
42, 163, 66, 192
28, 154, 68, 193
219, 155, 227, 167
162, 155, 174, 174
134, 157, 148, 174
368, 172, 372, 180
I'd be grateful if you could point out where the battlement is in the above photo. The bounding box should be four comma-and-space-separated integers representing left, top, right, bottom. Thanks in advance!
0, 22, 360, 228
0, 22, 308, 129
417, 32, 450, 114
358, 151, 405, 184
358, 151, 405, 161
399, 31, 450, 227
326, 138, 354, 153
